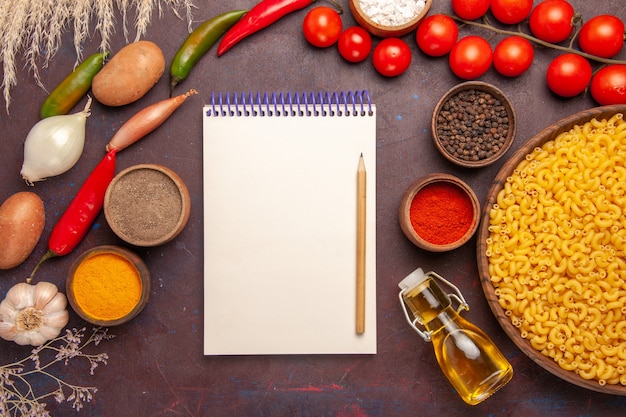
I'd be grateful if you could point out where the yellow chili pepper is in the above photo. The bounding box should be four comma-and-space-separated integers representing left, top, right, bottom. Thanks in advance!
40, 51, 108, 118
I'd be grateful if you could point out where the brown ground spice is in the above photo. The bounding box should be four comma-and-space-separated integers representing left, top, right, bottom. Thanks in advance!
108, 168, 182, 243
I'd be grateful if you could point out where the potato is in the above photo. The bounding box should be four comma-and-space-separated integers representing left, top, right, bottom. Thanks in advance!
0, 192, 45, 270
92, 40, 165, 106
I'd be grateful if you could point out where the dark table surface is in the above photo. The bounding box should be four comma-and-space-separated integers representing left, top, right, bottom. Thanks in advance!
2, 0, 626, 415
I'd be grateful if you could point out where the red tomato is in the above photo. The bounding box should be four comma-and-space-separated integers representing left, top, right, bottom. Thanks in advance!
337, 26, 372, 63
493, 36, 534, 77
372, 38, 412, 77
545, 54, 592, 97
529, 0, 575, 43
590, 65, 626, 105
302, 7, 343, 48
448, 36, 493, 80
490, 0, 533, 24
578, 15, 625, 58
416, 14, 459, 57
451, 0, 490, 20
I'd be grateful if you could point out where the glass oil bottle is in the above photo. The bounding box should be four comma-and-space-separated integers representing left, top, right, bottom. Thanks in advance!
398, 268, 513, 405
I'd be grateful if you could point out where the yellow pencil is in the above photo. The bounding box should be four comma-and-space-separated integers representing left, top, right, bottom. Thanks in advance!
356, 153, 366, 334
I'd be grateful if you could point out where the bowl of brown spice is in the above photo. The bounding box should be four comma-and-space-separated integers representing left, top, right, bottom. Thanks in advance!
104, 164, 191, 247
349, 0, 432, 38
432, 81, 516, 168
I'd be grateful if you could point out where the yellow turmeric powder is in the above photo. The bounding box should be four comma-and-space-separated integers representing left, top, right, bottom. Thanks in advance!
71, 252, 142, 321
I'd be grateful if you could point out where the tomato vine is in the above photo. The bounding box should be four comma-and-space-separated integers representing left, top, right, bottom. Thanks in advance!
449, 15, 626, 66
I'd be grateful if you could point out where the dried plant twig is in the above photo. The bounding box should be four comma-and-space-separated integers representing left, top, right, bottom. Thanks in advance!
0, 327, 114, 417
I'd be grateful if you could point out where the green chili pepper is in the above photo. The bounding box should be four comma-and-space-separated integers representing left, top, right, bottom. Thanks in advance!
170, 9, 247, 96
40, 52, 109, 119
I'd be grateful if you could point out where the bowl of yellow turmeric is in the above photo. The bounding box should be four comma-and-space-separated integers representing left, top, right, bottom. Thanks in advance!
66, 245, 151, 326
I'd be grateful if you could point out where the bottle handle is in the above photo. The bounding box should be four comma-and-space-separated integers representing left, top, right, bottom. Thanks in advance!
429, 270, 470, 313
398, 289, 432, 342
398, 270, 470, 343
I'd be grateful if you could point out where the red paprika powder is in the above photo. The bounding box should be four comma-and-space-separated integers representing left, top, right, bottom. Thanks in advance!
409, 181, 474, 245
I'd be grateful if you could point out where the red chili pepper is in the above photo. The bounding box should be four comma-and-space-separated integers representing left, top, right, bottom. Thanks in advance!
217, 0, 314, 56
27, 149, 118, 282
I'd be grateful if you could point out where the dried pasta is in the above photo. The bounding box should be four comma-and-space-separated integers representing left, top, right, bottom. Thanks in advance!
486, 113, 626, 386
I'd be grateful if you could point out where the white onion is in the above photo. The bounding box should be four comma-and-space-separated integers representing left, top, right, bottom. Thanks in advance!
20, 97, 92, 185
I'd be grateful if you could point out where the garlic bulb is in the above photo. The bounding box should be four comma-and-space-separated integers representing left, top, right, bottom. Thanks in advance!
0, 281, 70, 346
20, 97, 92, 185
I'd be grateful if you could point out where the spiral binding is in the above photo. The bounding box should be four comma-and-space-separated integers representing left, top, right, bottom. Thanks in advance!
206, 90, 374, 118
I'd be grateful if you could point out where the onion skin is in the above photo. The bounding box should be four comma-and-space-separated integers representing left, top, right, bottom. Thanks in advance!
21, 98, 92, 185
106, 89, 197, 152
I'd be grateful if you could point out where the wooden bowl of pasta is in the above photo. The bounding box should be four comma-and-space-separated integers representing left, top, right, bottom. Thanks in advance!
477, 104, 626, 395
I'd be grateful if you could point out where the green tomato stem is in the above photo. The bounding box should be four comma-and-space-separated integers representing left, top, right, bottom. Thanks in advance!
26, 250, 57, 284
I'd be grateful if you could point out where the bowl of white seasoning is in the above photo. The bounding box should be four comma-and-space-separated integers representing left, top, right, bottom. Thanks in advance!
349, 0, 432, 38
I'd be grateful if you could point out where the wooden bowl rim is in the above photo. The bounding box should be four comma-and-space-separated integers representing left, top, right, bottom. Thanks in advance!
431, 81, 517, 168
66, 245, 151, 326
477, 104, 626, 395
349, 0, 432, 38
399, 173, 480, 252
104, 163, 191, 247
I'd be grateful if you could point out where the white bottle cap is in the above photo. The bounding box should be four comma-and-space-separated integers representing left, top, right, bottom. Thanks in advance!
398, 267, 428, 291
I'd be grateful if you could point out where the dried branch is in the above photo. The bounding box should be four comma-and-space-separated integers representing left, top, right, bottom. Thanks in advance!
0, 327, 114, 417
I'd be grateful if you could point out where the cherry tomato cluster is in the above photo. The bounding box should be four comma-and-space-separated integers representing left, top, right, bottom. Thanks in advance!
417, 0, 626, 104
415, 12, 534, 80
302, 2, 626, 103
302, 6, 412, 77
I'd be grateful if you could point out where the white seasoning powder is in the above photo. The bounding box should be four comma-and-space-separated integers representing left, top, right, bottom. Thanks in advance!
359, 0, 426, 27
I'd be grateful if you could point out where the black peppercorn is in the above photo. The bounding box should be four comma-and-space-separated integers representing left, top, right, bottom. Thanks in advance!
435, 89, 510, 163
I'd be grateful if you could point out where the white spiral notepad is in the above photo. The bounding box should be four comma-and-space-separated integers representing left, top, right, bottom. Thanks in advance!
202, 91, 377, 355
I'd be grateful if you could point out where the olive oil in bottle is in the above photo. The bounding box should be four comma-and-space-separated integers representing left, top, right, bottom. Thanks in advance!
398, 268, 513, 405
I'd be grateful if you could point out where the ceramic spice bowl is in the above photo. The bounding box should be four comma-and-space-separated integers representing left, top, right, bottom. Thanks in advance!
66, 245, 151, 326
432, 81, 516, 168
349, 0, 432, 38
104, 164, 191, 247
399, 173, 480, 252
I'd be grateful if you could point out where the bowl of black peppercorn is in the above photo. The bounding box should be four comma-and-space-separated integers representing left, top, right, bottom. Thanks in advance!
431, 81, 516, 168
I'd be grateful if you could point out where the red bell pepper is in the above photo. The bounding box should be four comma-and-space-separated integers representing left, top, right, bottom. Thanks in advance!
27, 149, 118, 282
217, 0, 316, 56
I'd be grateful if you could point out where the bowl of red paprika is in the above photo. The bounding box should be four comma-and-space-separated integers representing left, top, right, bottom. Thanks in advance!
399, 173, 480, 252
